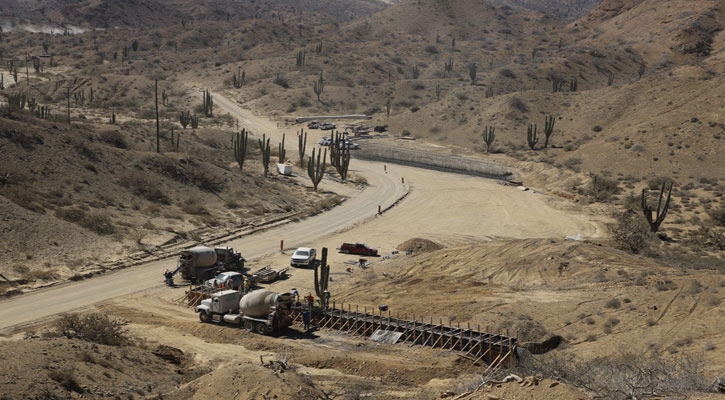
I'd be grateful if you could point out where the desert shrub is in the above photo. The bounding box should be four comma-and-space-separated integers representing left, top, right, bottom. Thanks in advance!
56, 312, 128, 345
518, 348, 708, 400
605, 298, 621, 309
509, 96, 528, 112
587, 175, 619, 202
424, 45, 439, 54
499, 68, 516, 78
708, 204, 725, 226
48, 369, 84, 394
655, 279, 678, 291
602, 317, 620, 334
80, 212, 116, 235
273, 74, 289, 88
120, 172, 170, 204
592, 125, 603, 132
647, 176, 673, 190
99, 130, 128, 149
55, 207, 88, 223
610, 211, 651, 253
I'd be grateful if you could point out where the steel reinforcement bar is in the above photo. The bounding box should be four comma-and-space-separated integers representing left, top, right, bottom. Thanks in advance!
292, 302, 518, 367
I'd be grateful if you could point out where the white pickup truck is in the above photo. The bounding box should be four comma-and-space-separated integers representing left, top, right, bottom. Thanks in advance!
290, 247, 316, 267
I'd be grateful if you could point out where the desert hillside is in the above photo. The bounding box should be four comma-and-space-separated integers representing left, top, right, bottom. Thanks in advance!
1, 0, 724, 399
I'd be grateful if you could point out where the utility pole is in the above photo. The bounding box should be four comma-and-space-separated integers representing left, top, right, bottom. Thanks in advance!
65, 85, 71, 124
25, 56, 30, 85
155, 79, 160, 153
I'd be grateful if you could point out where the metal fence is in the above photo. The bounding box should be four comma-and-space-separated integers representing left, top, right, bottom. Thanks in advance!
352, 142, 514, 180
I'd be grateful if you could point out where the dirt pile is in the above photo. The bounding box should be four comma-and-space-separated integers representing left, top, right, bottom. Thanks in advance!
397, 237, 444, 254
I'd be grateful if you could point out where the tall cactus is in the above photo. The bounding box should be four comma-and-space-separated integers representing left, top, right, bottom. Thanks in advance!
233, 129, 248, 171
298, 129, 307, 167
179, 110, 190, 128
482, 126, 495, 153
642, 182, 672, 233
232, 67, 245, 88
543, 115, 555, 148
190, 114, 199, 129
307, 147, 326, 191
527, 124, 538, 150
258, 134, 271, 177
278, 133, 286, 163
296, 50, 306, 67
569, 77, 578, 92
468, 62, 477, 85
314, 247, 329, 299
202, 89, 213, 117
330, 131, 351, 181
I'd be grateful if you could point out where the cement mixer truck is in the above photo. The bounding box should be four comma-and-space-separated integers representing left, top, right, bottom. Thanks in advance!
195, 289, 294, 335
169, 246, 245, 283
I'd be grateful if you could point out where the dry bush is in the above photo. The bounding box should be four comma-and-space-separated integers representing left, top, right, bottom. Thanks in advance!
47, 369, 84, 394
99, 130, 128, 149
55, 208, 116, 235
120, 172, 170, 204
518, 348, 709, 399
586, 175, 620, 202
56, 312, 129, 346
605, 298, 621, 309
709, 204, 725, 226
610, 211, 651, 254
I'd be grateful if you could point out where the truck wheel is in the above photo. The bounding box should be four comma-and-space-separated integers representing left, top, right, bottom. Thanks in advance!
255, 322, 267, 335
199, 311, 211, 323
243, 320, 254, 331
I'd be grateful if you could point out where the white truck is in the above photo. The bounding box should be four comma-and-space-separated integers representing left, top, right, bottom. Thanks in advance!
195, 289, 294, 335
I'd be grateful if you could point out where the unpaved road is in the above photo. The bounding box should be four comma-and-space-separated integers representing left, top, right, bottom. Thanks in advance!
0, 94, 600, 333
0, 160, 407, 333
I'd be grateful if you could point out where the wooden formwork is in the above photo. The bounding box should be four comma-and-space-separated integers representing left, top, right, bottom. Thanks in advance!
292, 302, 518, 367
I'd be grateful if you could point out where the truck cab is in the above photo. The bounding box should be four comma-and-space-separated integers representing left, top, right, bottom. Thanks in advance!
196, 290, 242, 323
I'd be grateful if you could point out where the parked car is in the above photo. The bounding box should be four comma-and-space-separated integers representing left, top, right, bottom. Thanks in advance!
307, 121, 320, 129
290, 247, 317, 267
320, 122, 336, 130
341, 140, 360, 150
374, 125, 387, 133
318, 137, 332, 146
338, 243, 378, 256
204, 271, 246, 289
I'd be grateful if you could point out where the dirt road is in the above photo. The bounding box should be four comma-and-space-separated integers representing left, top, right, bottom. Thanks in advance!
0, 94, 600, 333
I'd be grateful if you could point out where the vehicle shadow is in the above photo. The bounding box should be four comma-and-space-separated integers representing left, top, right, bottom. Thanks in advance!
275, 328, 320, 340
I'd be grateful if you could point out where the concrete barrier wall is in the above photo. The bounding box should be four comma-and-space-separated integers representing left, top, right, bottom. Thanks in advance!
352, 143, 514, 180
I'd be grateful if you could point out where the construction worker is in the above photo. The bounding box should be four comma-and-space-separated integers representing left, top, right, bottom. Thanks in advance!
290, 288, 299, 304
324, 290, 331, 309
302, 307, 311, 330
164, 270, 174, 287
244, 276, 252, 293
306, 292, 314, 309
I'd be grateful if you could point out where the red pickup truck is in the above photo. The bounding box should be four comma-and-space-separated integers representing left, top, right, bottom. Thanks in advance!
338, 243, 378, 256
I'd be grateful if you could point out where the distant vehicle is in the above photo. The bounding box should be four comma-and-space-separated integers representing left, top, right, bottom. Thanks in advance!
290, 247, 317, 267
204, 271, 246, 290
320, 122, 336, 130
307, 121, 320, 129
318, 138, 332, 146
338, 242, 378, 256
374, 125, 387, 133
341, 140, 360, 150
